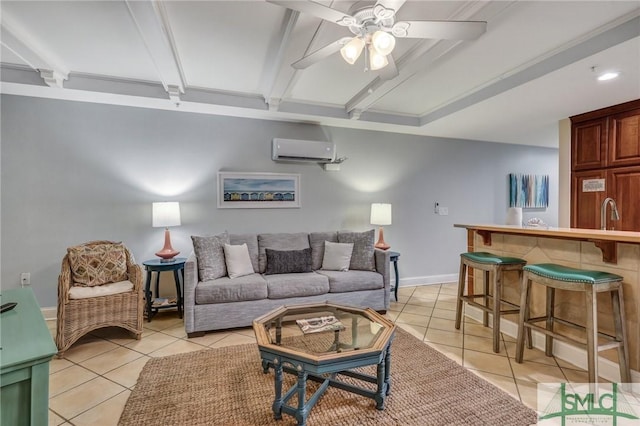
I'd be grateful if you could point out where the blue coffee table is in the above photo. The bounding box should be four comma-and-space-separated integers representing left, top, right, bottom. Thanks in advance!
253, 302, 396, 426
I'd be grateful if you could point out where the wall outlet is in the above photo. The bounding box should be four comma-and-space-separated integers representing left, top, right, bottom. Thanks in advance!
438, 207, 449, 216
21, 272, 31, 286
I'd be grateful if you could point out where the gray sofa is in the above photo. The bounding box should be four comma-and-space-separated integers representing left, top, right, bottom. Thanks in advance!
184, 231, 390, 337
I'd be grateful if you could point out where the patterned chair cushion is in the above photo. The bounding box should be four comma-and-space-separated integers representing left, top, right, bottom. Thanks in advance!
67, 242, 128, 287
337, 229, 376, 271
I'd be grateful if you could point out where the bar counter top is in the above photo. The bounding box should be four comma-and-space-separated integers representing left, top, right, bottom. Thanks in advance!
454, 224, 640, 244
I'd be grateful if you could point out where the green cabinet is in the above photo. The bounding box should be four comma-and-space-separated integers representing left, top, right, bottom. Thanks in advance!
1, 288, 57, 426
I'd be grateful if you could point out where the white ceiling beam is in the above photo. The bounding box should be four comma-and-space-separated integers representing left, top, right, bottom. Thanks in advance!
125, 0, 184, 101
263, 10, 338, 110
345, 1, 512, 115
0, 14, 69, 88
260, 8, 299, 109
420, 9, 640, 126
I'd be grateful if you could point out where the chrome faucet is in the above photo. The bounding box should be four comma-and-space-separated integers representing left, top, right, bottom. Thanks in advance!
600, 197, 620, 230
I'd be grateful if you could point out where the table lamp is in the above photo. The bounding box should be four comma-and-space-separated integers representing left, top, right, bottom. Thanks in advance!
370, 203, 392, 250
152, 201, 181, 262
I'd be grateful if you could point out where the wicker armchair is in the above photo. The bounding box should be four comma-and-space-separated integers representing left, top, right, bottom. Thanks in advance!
56, 240, 144, 357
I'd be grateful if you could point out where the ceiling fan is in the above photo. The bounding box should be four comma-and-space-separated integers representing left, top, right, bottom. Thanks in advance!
267, 0, 487, 79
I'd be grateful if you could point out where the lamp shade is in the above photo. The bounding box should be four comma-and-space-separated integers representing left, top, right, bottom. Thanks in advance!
370, 203, 392, 226
368, 45, 389, 71
340, 37, 365, 65
152, 202, 181, 228
371, 31, 395, 56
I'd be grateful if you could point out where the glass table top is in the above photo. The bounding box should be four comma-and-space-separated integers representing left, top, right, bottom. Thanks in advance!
253, 303, 395, 358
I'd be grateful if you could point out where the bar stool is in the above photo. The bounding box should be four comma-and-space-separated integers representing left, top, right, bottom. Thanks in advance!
455, 252, 527, 353
515, 264, 631, 387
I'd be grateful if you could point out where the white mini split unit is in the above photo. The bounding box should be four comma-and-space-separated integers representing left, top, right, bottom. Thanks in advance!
272, 138, 336, 163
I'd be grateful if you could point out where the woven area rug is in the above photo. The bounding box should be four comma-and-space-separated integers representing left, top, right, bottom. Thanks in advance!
119, 328, 538, 425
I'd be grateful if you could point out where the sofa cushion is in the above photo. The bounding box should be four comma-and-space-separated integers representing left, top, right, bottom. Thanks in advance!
309, 231, 338, 270
191, 233, 229, 281
316, 270, 383, 293
321, 241, 353, 271
229, 234, 259, 273
337, 230, 376, 271
67, 242, 128, 287
258, 233, 310, 273
265, 248, 312, 275
264, 272, 329, 299
224, 243, 255, 279
195, 274, 267, 304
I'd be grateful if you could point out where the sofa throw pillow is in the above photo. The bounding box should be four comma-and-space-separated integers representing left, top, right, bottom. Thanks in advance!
309, 232, 338, 270
258, 233, 310, 273
321, 241, 354, 272
229, 234, 259, 273
337, 229, 376, 271
191, 233, 229, 281
265, 248, 312, 275
67, 242, 128, 287
224, 243, 255, 279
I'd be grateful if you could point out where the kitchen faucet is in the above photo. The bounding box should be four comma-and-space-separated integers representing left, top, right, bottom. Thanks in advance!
600, 197, 620, 230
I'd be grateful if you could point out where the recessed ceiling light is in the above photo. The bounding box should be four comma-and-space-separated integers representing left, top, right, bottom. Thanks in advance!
597, 72, 620, 81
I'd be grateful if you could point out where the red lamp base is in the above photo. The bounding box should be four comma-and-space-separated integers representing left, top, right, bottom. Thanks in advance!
156, 228, 180, 261
374, 227, 390, 251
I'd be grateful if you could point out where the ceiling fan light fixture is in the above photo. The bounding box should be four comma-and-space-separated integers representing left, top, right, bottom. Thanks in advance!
371, 30, 395, 56
369, 45, 389, 71
340, 37, 365, 65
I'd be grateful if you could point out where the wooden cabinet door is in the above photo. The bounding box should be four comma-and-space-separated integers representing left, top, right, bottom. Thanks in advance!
609, 109, 640, 168
571, 170, 607, 229
571, 118, 608, 171
607, 166, 640, 231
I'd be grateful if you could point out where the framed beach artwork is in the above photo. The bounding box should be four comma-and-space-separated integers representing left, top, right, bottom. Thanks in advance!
509, 173, 549, 208
217, 172, 301, 208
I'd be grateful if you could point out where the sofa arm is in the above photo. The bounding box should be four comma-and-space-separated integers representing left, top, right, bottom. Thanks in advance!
184, 252, 199, 333
374, 249, 391, 309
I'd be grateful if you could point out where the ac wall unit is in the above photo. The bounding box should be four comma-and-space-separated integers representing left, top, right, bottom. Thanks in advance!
272, 138, 336, 162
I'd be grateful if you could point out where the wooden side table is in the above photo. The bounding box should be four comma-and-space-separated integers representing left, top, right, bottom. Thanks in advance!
143, 258, 186, 322
389, 251, 400, 301
1, 287, 57, 426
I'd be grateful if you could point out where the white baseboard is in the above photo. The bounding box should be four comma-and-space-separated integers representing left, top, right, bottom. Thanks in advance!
42, 307, 57, 321
465, 305, 640, 383
398, 274, 458, 287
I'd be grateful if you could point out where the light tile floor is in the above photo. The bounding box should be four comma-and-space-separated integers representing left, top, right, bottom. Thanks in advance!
47, 283, 595, 425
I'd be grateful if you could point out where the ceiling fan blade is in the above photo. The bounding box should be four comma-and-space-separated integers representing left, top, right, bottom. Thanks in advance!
292, 37, 351, 69
378, 55, 398, 80
267, 1, 355, 26
395, 20, 487, 40
374, 0, 406, 15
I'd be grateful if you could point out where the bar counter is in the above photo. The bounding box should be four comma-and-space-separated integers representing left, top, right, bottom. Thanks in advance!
454, 223, 640, 373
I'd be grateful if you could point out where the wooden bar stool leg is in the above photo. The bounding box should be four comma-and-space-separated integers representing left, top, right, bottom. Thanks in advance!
455, 261, 466, 330
518, 269, 532, 349
492, 268, 501, 353
612, 286, 631, 384
585, 286, 598, 390
545, 287, 555, 357
483, 270, 490, 327
516, 273, 531, 363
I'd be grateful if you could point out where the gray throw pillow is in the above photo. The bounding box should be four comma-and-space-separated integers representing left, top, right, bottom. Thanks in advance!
321, 241, 353, 271
191, 233, 229, 281
337, 229, 376, 271
309, 232, 338, 270
264, 248, 312, 275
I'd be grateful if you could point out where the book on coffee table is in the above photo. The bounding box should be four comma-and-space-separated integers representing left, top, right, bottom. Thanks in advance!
296, 315, 345, 334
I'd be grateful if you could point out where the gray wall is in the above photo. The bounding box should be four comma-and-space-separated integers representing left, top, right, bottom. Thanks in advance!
1, 95, 559, 307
